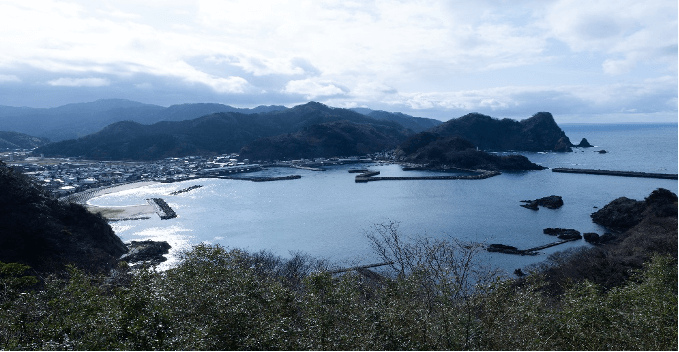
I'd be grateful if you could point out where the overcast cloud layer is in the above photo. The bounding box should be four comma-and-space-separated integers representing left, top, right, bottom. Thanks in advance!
0, 0, 676, 122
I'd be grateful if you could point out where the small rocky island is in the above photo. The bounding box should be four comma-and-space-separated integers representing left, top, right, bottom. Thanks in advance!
520, 195, 564, 210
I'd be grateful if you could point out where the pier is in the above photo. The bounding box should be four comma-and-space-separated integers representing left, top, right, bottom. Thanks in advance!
552, 168, 677, 179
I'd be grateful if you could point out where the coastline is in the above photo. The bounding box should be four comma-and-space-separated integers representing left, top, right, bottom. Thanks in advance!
62, 180, 159, 204
65, 181, 159, 221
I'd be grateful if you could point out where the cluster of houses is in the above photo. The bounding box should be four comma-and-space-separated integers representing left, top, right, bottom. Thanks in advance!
2, 150, 396, 197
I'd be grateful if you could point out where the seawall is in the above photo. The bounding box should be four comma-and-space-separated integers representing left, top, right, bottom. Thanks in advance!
552, 168, 678, 180
355, 170, 500, 182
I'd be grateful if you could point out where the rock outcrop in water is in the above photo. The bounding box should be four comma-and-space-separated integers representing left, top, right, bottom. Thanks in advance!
121, 240, 171, 266
576, 138, 593, 147
520, 195, 564, 210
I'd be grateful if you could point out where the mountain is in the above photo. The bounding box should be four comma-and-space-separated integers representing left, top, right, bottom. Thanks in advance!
396, 132, 545, 171
0, 99, 287, 141
0, 131, 50, 150
34, 102, 411, 160
239, 120, 411, 160
428, 112, 573, 152
0, 161, 127, 273
351, 108, 442, 132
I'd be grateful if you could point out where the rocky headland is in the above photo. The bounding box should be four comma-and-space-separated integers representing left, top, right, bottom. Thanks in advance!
395, 132, 545, 171
428, 111, 576, 152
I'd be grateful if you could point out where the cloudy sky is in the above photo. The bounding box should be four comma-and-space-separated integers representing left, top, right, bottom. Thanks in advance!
0, 0, 676, 122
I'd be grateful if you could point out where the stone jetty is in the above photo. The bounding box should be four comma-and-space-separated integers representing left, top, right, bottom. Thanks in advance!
148, 198, 177, 220
552, 168, 677, 180
170, 185, 203, 195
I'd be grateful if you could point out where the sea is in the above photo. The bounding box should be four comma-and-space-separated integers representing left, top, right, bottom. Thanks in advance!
88, 123, 678, 273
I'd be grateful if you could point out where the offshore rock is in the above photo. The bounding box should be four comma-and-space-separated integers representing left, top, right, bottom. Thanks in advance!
121, 240, 171, 266
543, 228, 582, 240
486, 244, 521, 254
520, 195, 564, 210
576, 138, 593, 147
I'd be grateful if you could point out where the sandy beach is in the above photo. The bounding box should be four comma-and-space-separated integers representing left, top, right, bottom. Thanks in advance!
66, 181, 159, 220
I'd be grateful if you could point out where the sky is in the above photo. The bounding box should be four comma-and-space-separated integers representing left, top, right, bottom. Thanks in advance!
0, 0, 676, 122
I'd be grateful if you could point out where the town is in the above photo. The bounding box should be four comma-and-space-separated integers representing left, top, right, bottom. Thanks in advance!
1, 149, 393, 197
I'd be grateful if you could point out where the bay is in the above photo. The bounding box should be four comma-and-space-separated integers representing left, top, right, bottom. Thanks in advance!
89, 123, 678, 273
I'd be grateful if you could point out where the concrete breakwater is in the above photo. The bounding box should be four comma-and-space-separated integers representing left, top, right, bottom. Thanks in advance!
147, 198, 177, 220
355, 169, 500, 183
552, 168, 678, 180
290, 165, 326, 171
219, 175, 302, 182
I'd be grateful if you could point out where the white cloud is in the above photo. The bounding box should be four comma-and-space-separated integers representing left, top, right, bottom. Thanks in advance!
0, 0, 674, 121
47, 77, 110, 87
0, 74, 21, 83
543, 0, 677, 75
284, 79, 348, 99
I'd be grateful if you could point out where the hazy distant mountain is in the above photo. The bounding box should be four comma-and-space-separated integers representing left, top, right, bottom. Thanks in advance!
0, 99, 287, 141
239, 120, 411, 161
428, 112, 573, 152
0, 131, 50, 150
34, 102, 411, 160
351, 108, 442, 132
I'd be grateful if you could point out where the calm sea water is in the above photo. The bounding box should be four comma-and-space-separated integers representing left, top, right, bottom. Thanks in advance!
90, 123, 678, 273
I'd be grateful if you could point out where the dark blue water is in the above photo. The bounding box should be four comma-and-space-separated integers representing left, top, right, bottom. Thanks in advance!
91, 123, 678, 272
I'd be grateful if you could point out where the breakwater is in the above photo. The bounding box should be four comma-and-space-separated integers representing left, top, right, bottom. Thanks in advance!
108, 216, 152, 222
148, 198, 177, 220
220, 175, 302, 182
552, 168, 678, 179
290, 165, 326, 171
355, 169, 501, 183
170, 185, 203, 195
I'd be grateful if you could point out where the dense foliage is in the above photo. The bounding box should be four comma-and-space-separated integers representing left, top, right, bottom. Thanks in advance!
0, 131, 50, 149
239, 120, 410, 161
0, 244, 675, 350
